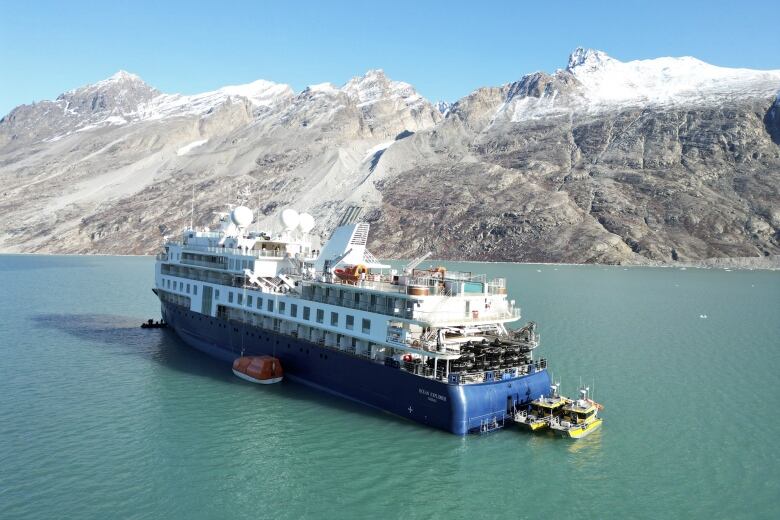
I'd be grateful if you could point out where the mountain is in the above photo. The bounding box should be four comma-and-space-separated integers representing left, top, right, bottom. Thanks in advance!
1, 50, 779, 265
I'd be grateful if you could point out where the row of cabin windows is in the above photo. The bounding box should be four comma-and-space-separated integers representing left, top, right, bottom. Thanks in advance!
163, 278, 374, 335
165, 277, 369, 333
229, 258, 251, 271
221, 288, 371, 334
164, 278, 197, 295
323, 287, 381, 307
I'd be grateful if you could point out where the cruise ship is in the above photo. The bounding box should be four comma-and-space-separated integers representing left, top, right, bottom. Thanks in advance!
154, 206, 552, 434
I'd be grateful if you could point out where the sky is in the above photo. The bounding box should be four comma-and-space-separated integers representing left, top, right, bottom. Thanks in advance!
1, 0, 779, 115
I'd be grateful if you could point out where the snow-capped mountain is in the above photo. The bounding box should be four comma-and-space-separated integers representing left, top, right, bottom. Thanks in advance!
565, 48, 780, 109
492, 47, 780, 123
138, 79, 295, 121
1, 49, 779, 266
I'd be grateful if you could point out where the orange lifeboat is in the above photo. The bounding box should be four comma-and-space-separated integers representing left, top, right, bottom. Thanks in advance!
232, 356, 283, 384
333, 264, 368, 284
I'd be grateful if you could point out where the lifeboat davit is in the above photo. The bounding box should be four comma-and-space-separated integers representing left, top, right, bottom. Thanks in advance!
232, 356, 283, 384
333, 264, 367, 284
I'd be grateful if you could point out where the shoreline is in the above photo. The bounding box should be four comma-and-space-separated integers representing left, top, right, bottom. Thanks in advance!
1, 251, 777, 271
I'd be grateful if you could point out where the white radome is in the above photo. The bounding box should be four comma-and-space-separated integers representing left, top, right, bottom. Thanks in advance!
230, 206, 254, 228
298, 213, 315, 233
280, 209, 300, 230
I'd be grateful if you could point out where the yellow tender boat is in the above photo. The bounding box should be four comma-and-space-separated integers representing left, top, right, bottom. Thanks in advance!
514, 384, 568, 431
549, 386, 603, 439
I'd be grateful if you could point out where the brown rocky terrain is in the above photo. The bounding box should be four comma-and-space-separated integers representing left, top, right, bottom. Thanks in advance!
1, 49, 778, 265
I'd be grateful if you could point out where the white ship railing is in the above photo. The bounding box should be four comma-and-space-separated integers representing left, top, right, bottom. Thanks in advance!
412, 306, 521, 325
180, 257, 227, 269
171, 241, 312, 260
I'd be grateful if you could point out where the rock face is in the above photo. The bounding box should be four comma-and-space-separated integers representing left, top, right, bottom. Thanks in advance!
1, 50, 779, 264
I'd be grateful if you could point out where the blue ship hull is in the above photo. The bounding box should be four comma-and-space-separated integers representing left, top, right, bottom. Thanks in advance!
161, 301, 551, 435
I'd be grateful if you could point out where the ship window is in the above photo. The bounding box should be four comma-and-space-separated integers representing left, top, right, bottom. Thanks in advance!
316, 309, 324, 323
291, 304, 298, 317
247, 295, 253, 307
237, 293, 243, 305
279, 302, 286, 314
194, 285, 198, 295
351, 338, 357, 347
346, 315, 354, 330
370, 294, 377, 306
186, 284, 190, 294
362, 319, 371, 334
267, 300, 274, 312
303, 306, 311, 320
228, 292, 234, 303
330, 312, 338, 326
353, 293, 359, 305
215, 289, 220, 300
257, 297, 262, 309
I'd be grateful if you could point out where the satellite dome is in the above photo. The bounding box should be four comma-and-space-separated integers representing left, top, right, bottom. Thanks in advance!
230, 206, 254, 228
298, 213, 315, 233
280, 208, 300, 230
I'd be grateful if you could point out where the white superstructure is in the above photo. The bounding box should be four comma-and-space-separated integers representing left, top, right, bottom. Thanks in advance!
154, 206, 540, 381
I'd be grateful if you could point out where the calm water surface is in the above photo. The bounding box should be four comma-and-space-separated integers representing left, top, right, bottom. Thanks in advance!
1, 255, 778, 519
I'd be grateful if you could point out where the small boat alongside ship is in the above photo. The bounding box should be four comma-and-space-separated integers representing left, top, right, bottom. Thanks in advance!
514, 384, 603, 439
548, 387, 603, 439
140, 319, 167, 329
514, 383, 568, 431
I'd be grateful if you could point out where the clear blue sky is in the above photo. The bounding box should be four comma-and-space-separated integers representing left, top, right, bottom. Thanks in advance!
1, 0, 778, 116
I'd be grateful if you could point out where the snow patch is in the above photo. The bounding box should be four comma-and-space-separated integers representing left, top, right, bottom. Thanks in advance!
362, 140, 395, 162
306, 83, 339, 94
75, 115, 128, 133
176, 139, 209, 156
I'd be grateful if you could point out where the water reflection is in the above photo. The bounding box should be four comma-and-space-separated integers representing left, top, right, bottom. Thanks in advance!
567, 427, 603, 456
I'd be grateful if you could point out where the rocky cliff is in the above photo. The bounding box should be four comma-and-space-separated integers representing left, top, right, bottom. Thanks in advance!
1, 49, 779, 264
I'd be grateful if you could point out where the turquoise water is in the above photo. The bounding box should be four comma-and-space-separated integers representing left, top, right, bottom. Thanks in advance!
1, 255, 779, 519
